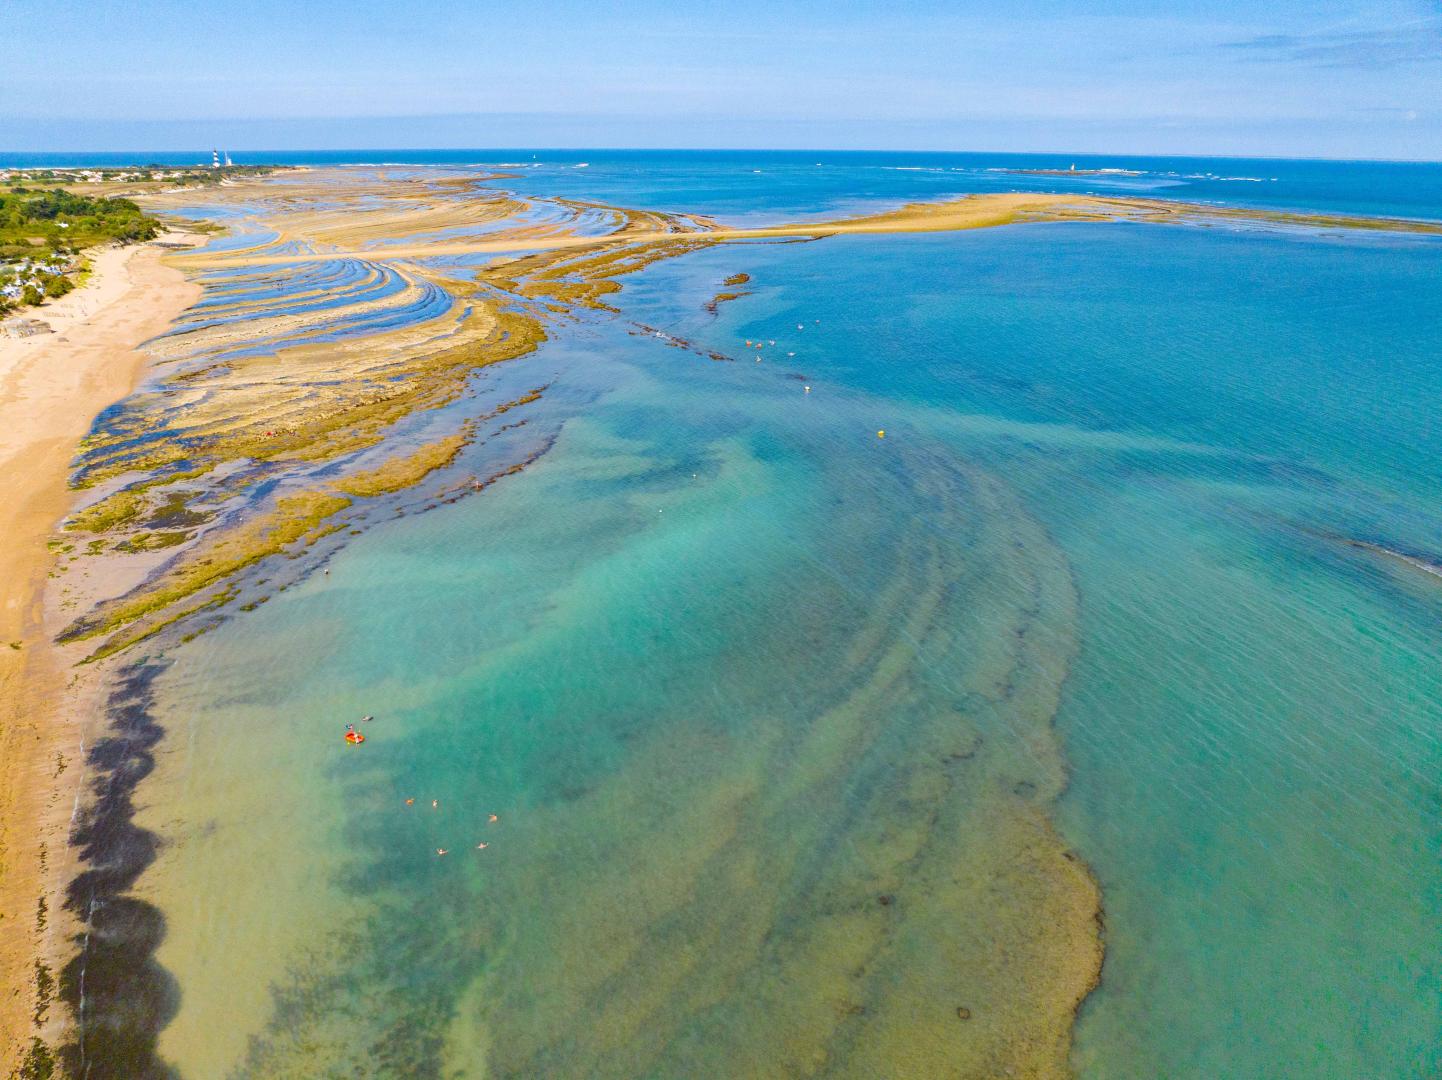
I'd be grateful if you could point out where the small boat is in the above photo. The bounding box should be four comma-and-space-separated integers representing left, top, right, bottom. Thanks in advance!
345, 730, 365, 745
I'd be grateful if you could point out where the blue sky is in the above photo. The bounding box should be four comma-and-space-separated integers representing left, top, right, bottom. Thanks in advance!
3, 0, 1439, 158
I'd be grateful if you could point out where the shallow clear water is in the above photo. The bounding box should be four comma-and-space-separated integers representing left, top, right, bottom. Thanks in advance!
624, 224, 1442, 1075
67, 160, 1442, 1076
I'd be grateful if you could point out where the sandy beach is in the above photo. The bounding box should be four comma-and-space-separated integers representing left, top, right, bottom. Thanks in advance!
0, 234, 201, 1070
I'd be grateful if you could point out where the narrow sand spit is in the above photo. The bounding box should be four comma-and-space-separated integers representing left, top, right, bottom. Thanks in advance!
179, 191, 1442, 270
0, 233, 202, 1070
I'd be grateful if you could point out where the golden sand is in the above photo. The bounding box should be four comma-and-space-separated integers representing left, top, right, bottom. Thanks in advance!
175, 191, 1442, 271
0, 235, 203, 1071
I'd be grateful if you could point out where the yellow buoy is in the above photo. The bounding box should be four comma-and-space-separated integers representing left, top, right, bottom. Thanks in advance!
877, 430, 886, 438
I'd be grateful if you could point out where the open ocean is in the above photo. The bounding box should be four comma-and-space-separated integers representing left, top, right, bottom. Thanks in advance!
35, 151, 1442, 1077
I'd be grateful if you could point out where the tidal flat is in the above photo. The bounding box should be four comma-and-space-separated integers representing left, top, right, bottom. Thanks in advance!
27, 157, 1442, 1078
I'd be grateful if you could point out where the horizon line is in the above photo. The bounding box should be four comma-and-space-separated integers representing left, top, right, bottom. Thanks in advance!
3, 145, 1441, 166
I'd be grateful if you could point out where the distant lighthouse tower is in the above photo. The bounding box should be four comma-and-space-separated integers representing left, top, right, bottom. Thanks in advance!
212, 149, 221, 169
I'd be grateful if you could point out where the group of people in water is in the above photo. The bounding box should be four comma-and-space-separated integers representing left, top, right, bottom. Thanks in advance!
427, 808, 499, 856
744, 323, 815, 391
342, 713, 497, 855
342, 714, 372, 744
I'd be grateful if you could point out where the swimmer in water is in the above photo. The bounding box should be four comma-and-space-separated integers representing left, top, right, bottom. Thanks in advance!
405, 798, 415, 806
488, 813, 499, 823
476, 842, 489, 850
432, 799, 439, 809
437, 848, 449, 856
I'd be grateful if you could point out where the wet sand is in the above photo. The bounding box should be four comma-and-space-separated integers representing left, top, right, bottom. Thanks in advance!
0, 234, 202, 1070
177, 191, 1442, 270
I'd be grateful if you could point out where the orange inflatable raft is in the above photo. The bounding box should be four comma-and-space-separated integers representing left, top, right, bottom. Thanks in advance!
344, 730, 365, 745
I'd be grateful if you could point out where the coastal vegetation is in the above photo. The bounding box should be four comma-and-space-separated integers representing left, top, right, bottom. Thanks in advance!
0, 187, 164, 314
0, 164, 278, 197
0, 168, 274, 314
0, 188, 158, 259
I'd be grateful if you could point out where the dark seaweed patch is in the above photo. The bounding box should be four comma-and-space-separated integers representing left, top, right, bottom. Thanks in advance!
58, 662, 180, 1080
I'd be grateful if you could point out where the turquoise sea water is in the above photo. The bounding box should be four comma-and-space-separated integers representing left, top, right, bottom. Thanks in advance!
6, 148, 1442, 222
622, 223, 1442, 1075
61, 156, 1442, 1077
